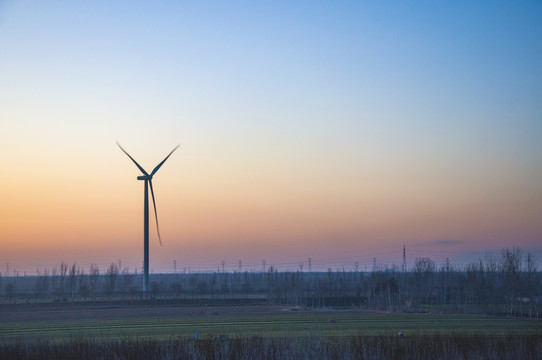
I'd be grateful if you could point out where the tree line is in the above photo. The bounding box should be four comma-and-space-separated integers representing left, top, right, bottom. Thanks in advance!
1, 247, 540, 317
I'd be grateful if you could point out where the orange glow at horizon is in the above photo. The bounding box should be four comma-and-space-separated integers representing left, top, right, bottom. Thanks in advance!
2, 145, 540, 271
1, 1, 541, 272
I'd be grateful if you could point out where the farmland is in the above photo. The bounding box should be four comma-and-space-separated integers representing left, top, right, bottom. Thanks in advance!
1, 302, 540, 342
1, 303, 541, 359
1, 248, 540, 358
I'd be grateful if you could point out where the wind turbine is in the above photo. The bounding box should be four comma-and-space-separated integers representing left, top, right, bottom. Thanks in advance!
117, 142, 179, 293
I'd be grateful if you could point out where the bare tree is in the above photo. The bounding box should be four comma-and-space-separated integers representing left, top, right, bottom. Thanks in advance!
484, 253, 498, 314
121, 268, 133, 299
89, 264, 100, 299
500, 247, 522, 316
4, 281, 16, 303
189, 274, 198, 300
68, 263, 77, 300
104, 263, 119, 298
413, 257, 435, 310
197, 280, 208, 297
51, 266, 58, 296
58, 261, 68, 299
436, 261, 454, 310
210, 273, 217, 299
524, 252, 539, 317
34, 269, 50, 302
77, 268, 89, 299
170, 278, 182, 300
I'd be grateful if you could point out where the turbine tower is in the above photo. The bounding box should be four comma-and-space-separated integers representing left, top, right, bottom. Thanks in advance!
117, 142, 179, 292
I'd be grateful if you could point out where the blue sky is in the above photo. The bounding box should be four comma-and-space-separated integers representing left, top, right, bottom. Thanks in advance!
1, 1, 541, 273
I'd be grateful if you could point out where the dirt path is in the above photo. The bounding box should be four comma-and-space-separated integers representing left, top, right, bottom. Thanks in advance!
0, 303, 289, 323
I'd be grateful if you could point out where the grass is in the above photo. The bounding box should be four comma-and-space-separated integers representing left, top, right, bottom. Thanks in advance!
1, 308, 540, 343
2, 334, 542, 360
2, 304, 541, 359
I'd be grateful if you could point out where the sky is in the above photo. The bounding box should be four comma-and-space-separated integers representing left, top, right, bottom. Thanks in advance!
1, 1, 541, 275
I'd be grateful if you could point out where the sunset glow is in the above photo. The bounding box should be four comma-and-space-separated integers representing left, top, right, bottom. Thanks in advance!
1, 1, 541, 274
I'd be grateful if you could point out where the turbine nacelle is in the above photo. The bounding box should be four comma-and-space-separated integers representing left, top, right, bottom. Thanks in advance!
137, 175, 152, 180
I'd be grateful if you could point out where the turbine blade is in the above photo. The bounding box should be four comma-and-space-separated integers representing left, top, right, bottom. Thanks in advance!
148, 179, 163, 246
116, 142, 150, 176
150, 145, 180, 177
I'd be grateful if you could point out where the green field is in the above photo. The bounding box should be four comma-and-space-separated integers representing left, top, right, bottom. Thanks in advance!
1, 304, 540, 343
